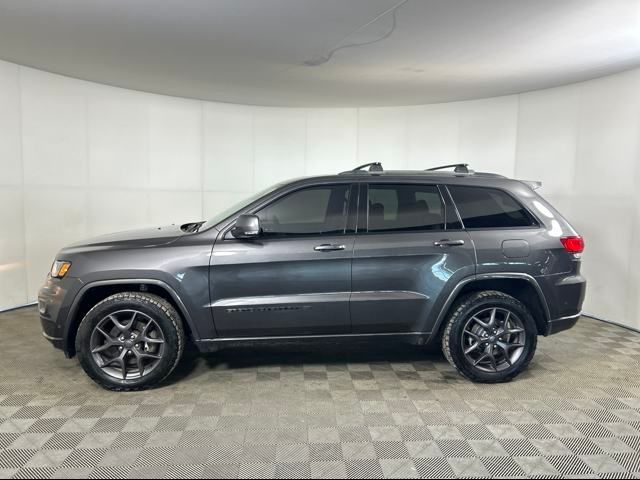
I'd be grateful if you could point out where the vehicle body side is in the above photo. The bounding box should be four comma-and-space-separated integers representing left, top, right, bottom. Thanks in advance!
38, 172, 585, 357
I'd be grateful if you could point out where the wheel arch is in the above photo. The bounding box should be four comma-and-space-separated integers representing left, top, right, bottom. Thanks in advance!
64, 279, 198, 357
431, 273, 551, 343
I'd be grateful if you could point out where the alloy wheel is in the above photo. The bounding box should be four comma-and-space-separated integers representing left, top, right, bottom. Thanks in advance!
461, 307, 526, 373
90, 309, 166, 380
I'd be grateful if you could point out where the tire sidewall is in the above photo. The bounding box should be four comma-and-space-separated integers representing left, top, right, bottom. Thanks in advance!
447, 293, 537, 382
76, 294, 181, 390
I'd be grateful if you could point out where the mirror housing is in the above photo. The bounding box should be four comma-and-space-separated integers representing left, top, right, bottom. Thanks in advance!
231, 214, 261, 239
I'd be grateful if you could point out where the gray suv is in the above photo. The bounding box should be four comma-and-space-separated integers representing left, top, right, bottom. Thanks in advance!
39, 163, 586, 390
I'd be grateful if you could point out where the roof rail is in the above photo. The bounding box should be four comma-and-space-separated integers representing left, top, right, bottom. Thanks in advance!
426, 163, 471, 174
340, 162, 384, 175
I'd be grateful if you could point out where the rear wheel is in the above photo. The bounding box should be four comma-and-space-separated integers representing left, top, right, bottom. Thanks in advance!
75, 292, 184, 391
442, 290, 537, 383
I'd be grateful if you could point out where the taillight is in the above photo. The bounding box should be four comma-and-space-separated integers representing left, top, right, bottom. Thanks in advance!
560, 236, 584, 254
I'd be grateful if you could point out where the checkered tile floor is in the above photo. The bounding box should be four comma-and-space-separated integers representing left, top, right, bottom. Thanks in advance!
1, 307, 640, 478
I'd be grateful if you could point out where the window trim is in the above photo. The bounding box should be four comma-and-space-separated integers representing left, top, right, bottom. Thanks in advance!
439, 184, 464, 231
222, 182, 356, 240
360, 182, 449, 235
346, 183, 359, 234
443, 184, 542, 231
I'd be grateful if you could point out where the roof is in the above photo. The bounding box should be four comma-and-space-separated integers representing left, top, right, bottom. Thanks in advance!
333, 162, 506, 180
278, 164, 540, 192
338, 169, 506, 179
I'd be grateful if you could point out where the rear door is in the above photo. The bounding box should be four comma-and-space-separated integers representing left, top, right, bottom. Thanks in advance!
351, 182, 475, 334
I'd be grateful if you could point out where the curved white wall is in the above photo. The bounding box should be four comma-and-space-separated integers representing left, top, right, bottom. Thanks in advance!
1, 60, 639, 329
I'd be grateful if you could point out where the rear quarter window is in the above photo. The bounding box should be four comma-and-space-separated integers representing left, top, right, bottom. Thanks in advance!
447, 185, 538, 229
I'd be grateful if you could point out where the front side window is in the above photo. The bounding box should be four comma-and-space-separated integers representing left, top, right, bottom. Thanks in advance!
448, 185, 538, 229
256, 185, 350, 237
367, 184, 445, 232
201, 182, 285, 231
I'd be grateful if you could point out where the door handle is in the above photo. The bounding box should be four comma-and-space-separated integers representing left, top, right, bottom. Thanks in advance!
314, 244, 346, 252
434, 239, 465, 247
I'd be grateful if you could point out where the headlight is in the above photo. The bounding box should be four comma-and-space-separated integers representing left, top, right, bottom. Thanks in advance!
50, 260, 72, 278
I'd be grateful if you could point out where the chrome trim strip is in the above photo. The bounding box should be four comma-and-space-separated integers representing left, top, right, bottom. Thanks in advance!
42, 331, 63, 341
209, 292, 351, 308
350, 291, 429, 301
550, 312, 581, 322
210, 290, 428, 309
199, 331, 427, 343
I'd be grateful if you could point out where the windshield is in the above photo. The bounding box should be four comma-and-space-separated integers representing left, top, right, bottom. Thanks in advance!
200, 182, 285, 231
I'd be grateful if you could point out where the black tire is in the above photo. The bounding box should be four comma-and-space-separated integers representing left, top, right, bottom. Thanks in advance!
442, 290, 537, 383
75, 292, 185, 391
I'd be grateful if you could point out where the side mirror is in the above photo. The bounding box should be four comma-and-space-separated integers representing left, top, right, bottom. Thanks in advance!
231, 214, 261, 239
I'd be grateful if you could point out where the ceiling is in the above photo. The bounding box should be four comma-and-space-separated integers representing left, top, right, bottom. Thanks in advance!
1, 0, 639, 107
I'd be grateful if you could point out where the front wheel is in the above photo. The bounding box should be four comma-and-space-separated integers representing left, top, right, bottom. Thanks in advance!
75, 292, 185, 391
442, 290, 537, 383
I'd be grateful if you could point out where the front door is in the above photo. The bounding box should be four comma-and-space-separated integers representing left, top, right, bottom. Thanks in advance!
351, 183, 476, 334
210, 183, 355, 337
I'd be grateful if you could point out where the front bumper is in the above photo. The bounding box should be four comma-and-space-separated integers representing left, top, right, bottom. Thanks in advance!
41, 329, 65, 350
38, 275, 81, 355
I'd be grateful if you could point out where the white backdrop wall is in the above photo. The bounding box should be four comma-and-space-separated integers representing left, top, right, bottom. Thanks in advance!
1, 60, 639, 329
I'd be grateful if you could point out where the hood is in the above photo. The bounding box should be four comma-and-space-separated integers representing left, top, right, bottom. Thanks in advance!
62, 224, 188, 253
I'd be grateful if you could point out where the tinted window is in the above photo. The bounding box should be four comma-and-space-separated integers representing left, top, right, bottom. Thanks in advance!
257, 185, 350, 236
201, 182, 284, 230
367, 184, 445, 232
448, 186, 537, 229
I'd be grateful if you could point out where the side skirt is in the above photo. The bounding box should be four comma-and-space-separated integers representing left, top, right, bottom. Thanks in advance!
194, 332, 432, 353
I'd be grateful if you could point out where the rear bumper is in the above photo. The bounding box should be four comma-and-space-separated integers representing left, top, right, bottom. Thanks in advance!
547, 313, 581, 335
537, 272, 586, 335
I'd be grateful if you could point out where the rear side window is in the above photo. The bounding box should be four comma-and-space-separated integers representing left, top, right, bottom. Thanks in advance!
448, 186, 537, 229
367, 184, 445, 232
257, 185, 350, 236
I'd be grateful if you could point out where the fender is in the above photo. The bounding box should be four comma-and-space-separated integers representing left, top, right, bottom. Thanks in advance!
64, 278, 202, 347
429, 272, 552, 341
